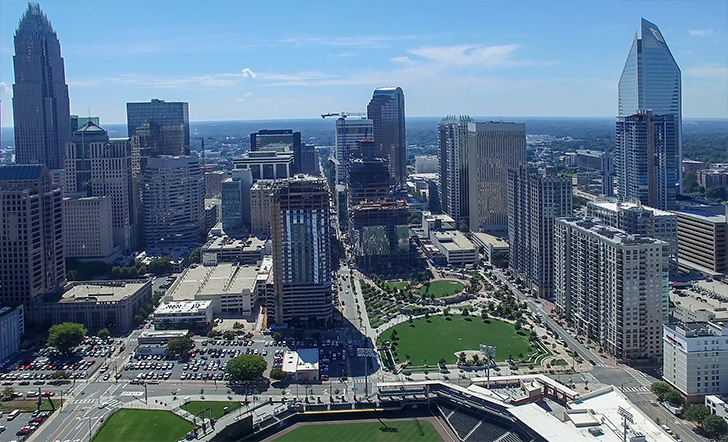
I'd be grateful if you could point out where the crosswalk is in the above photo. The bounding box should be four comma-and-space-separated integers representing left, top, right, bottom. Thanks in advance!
622, 385, 649, 393
71, 398, 122, 406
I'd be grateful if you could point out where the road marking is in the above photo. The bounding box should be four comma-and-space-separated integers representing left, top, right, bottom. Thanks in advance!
50, 407, 84, 442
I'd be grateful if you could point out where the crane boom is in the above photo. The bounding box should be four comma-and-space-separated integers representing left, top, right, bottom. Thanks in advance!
321, 112, 366, 119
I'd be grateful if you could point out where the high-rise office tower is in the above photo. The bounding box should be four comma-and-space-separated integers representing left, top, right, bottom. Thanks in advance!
63, 196, 116, 261
334, 117, 373, 184
127, 99, 190, 156
468, 122, 526, 236
270, 176, 332, 326
141, 156, 205, 245
438, 116, 472, 226
221, 169, 253, 235
64, 122, 136, 251
0, 165, 65, 306
508, 165, 572, 299
367, 87, 406, 188
249, 129, 317, 176
12, 3, 71, 170
250, 180, 275, 237
616, 111, 677, 210
619, 18, 682, 190
554, 217, 669, 362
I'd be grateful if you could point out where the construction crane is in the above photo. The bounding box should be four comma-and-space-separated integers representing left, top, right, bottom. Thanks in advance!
321, 112, 366, 119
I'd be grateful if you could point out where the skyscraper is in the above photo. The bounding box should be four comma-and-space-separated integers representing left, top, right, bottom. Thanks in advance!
141, 156, 205, 245
0, 165, 65, 306
367, 87, 406, 188
618, 18, 682, 190
468, 122, 526, 235
554, 217, 669, 362
127, 99, 190, 156
64, 122, 136, 251
508, 165, 572, 299
438, 116, 471, 226
616, 111, 677, 210
12, 3, 71, 170
334, 117, 373, 184
270, 176, 332, 326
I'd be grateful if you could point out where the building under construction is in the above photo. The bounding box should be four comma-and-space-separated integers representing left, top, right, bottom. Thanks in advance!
349, 199, 412, 271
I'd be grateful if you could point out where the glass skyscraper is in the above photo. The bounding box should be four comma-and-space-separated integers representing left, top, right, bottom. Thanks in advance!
12, 3, 71, 170
618, 18, 682, 191
127, 99, 190, 157
367, 87, 406, 189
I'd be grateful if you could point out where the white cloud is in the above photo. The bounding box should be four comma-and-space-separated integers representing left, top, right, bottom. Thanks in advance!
685, 65, 728, 80
390, 56, 418, 68
408, 44, 521, 68
109, 74, 241, 88
688, 29, 720, 37
0, 82, 11, 94
244, 92, 254, 98
241, 68, 256, 79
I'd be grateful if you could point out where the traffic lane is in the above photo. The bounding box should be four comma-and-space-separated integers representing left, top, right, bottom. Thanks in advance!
624, 391, 706, 442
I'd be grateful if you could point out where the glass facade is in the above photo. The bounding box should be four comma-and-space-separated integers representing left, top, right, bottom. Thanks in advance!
127, 99, 190, 156
618, 19, 682, 191
12, 4, 71, 170
367, 87, 406, 187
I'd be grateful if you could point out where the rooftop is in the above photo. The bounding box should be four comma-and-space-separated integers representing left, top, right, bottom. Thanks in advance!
61, 282, 148, 304
155, 300, 212, 315
168, 263, 261, 301
588, 199, 674, 217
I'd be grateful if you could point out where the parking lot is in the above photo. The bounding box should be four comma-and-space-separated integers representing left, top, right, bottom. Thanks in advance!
121, 336, 354, 386
0, 336, 117, 388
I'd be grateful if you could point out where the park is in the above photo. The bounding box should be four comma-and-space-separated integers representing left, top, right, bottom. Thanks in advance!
417, 280, 465, 299
377, 314, 534, 365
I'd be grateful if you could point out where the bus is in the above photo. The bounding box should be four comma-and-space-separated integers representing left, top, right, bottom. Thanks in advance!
7, 409, 20, 420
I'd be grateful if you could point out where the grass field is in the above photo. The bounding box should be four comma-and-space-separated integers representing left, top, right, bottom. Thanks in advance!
273, 419, 443, 442
181, 400, 242, 419
387, 281, 409, 291
0, 398, 63, 413
417, 280, 464, 298
92, 409, 193, 442
377, 315, 532, 364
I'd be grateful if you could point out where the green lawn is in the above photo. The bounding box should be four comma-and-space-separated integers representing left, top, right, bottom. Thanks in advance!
181, 400, 242, 419
92, 409, 193, 442
387, 281, 409, 291
418, 280, 464, 298
274, 419, 443, 442
378, 315, 532, 363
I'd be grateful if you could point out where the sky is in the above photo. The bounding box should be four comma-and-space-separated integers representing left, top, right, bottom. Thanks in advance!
0, 0, 726, 126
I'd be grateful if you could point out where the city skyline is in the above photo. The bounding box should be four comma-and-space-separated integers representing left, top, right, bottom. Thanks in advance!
0, 1, 726, 127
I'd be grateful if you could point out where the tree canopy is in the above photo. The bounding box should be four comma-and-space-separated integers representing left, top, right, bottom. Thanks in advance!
48, 322, 87, 353
226, 355, 267, 381
702, 414, 728, 438
97, 328, 110, 339
165, 337, 195, 357
269, 367, 287, 381
684, 404, 711, 424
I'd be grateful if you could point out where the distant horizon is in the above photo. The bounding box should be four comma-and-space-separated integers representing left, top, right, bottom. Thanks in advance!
2, 115, 727, 131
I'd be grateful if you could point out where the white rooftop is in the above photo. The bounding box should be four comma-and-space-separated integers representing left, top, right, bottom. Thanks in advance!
61, 282, 148, 303
169, 263, 259, 301
155, 300, 212, 315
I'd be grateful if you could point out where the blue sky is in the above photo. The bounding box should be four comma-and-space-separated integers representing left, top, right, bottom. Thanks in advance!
0, 1, 726, 126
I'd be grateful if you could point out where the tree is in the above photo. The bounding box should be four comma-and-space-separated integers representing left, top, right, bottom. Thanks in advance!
438, 358, 447, 367
481, 310, 489, 322
2, 386, 14, 400
684, 404, 711, 423
458, 352, 467, 365
269, 367, 287, 381
703, 414, 728, 438
706, 186, 728, 202
48, 322, 87, 354
443, 307, 451, 316
650, 382, 673, 401
226, 355, 267, 381
223, 330, 236, 340
664, 390, 684, 408
98, 328, 110, 339
166, 337, 194, 357
188, 247, 201, 264
461, 308, 470, 317
272, 331, 284, 342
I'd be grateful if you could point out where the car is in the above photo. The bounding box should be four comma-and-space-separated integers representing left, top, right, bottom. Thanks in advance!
41, 391, 54, 397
